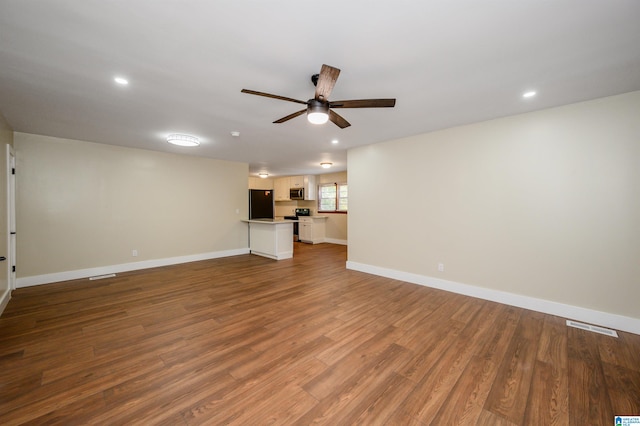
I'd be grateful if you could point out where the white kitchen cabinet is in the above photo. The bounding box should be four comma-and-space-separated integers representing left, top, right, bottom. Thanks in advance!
298, 216, 327, 244
244, 220, 294, 260
299, 219, 312, 242
274, 175, 315, 201
248, 177, 273, 190
274, 177, 290, 201
303, 175, 316, 200
290, 175, 304, 188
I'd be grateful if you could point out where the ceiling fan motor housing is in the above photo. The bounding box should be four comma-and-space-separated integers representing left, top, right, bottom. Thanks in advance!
307, 99, 329, 113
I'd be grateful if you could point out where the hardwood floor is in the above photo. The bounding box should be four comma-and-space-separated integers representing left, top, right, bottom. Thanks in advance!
1, 242, 639, 425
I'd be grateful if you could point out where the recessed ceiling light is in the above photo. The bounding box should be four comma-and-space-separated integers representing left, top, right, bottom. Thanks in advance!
320, 162, 332, 169
331, 139, 339, 144
114, 77, 129, 85
522, 91, 537, 98
231, 131, 240, 137
167, 134, 200, 147
258, 172, 269, 178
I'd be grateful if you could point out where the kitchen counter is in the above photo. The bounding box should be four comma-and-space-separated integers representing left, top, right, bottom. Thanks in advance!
242, 219, 295, 260
244, 218, 299, 223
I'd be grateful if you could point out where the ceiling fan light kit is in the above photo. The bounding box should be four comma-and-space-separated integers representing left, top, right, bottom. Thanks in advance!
307, 100, 329, 124
241, 64, 396, 129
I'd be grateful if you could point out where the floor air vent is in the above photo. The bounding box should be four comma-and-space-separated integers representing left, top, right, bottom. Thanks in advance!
89, 273, 116, 281
566, 320, 618, 337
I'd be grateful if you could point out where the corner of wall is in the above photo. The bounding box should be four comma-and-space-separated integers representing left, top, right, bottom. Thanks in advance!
0, 288, 10, 317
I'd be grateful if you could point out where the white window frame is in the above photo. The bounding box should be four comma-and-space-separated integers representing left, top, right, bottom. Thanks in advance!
318, 182, 348, 213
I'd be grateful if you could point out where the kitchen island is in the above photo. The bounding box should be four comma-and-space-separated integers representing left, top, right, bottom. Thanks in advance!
242, 219, 297, 260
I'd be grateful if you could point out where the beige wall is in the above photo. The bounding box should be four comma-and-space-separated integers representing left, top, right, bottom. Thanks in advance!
348, 91, 640, 325
0, 112, 13, 309
275, 200, 298, 218
15, 133, 249, 280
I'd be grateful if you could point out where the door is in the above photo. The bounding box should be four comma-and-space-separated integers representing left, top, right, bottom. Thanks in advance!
0, 145, 11, 298
8, 147, 15, 290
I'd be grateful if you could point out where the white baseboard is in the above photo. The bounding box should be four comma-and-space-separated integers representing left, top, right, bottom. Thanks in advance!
250, 250, 293, 260
300, 238, 347, 245
0, 288, 10, 317
324, 238, 348, 245
346, 260, 640, 336
16, 248, 250, 288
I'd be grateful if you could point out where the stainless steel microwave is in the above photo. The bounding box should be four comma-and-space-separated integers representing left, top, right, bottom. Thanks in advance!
290, 188, 304, 200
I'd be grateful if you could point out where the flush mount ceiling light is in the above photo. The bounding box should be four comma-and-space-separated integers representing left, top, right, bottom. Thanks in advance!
320, 162, 333, 169
331, 139, 339, 144
258, 172, 269, 178
522, 90, 537, 98
114, 76, 129, 85
307, 100, 329, 125
167, 134, 200, 147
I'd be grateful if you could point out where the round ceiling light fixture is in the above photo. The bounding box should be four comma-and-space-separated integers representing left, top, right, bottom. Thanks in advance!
320, 162, 333, 169
167, 134, 200, 147
258, 172, 269, 178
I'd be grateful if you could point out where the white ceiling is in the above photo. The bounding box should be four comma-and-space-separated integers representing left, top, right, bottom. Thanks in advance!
1, 1, 639, 177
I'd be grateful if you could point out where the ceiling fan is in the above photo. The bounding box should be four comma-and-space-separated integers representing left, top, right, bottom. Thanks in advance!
241, 64, 396, 129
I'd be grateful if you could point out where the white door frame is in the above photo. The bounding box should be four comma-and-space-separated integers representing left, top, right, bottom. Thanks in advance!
7, 145, 15, 291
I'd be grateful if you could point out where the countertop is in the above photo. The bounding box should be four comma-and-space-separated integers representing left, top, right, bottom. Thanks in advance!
275, 215, 329, 220
243, 216, 329, 224
242, 218, 298, 224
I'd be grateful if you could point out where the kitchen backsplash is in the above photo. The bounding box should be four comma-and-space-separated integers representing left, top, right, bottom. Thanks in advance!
275, 200, 317, 217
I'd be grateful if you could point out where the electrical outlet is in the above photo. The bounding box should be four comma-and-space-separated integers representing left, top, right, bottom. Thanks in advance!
438, 263, 444, 272
132, 249, 138, 257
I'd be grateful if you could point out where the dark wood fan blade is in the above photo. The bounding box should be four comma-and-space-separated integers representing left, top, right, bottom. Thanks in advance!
241, 89, 308, 105
273, 109, 307, 124
329, 109, 351, 129
314, 64, 341, 101
330, 98, 396, 108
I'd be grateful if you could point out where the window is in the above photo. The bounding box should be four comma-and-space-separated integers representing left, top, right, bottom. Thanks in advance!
318, 183, 348, 212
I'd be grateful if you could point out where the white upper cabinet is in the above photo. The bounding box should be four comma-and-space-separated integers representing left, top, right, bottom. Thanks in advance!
248, 177, 274, 190
290, 175, 304, 188
272, 175, 317, 201
304, 175, 316, 200
274, 177, 291, 201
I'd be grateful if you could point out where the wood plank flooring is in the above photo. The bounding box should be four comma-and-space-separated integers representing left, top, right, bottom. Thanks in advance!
1, 242, 639, 425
